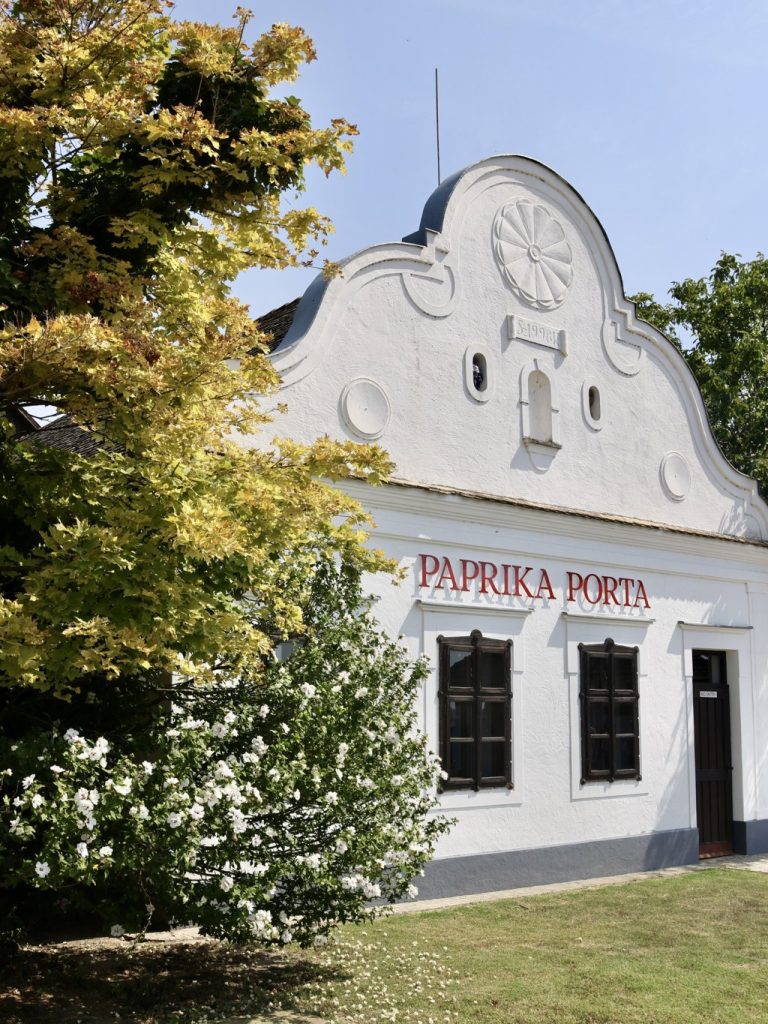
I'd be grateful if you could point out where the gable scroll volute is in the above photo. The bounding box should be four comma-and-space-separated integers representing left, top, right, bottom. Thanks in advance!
267, 155, 768, 543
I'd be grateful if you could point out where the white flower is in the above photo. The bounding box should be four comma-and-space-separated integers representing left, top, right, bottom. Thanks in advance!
219, 875, 234, 893
355, 687, 369, 699
305, 853, 321, 870
22, 774, 36, 789
281, 930, 293, 944
189, 803, 205, 821
63, 729, 81, 744
223, 711, 237, 725
211, 722, 228, 738
76, 842, 89, 858
407, 884, 419, 899
99, 846, 113, 857
230, 809, 247, 834
280, 722, 290, 735
335, 839, 348, 854
325, 791, 338, 806
30, 793, 45, 809
300, 682, 316, 698
258, 704, 269, 719
9, 817, 21, 833
141, 761, 155, 775
110, 924, 125, 938
167, 812, 183, 828
113, 779, 132, 797
35, 861, 51, 878
252, 736, 267, 756
50, 765, 65, 775
200, 836, 221, 847
337, 742, 349, 763
293, 789, 301, 801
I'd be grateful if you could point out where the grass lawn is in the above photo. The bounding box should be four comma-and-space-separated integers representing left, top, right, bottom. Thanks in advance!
345, 868, 768, 1024
1, 868, 767, 1024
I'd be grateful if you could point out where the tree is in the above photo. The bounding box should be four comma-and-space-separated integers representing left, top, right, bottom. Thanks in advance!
0, 1, 447, 940
2, 561, 448, 944
630, 252, 768, 495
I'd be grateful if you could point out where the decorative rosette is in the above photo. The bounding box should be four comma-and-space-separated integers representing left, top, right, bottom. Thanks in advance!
493, 201, 573, 310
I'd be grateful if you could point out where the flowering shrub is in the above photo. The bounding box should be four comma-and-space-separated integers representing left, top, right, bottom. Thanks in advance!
0, 565, 450, 944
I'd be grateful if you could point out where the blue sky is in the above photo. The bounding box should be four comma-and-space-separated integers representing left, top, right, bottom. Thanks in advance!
175, 1, 768, 318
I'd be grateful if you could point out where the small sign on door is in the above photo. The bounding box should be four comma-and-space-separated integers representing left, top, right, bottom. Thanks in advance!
700, 690, 718, 698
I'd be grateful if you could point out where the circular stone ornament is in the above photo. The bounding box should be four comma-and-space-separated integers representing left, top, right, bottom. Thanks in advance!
340, 378, 391, 439
493, 200, 573, 310
660, 451, 691, 501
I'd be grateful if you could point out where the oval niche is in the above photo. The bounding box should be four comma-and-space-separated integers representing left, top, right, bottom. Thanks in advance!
340, 378, 391, 439
660, 451, 691, 502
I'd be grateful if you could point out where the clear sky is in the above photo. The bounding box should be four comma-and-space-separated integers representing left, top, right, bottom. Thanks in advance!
175, 0, 768, 318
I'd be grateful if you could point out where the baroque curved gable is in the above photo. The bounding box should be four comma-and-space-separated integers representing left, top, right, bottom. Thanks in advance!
267, 155, 768, 542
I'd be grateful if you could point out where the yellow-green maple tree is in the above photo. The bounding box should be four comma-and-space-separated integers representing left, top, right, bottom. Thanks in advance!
0, 0, 391, 693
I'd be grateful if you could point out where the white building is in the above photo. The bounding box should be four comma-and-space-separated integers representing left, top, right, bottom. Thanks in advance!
258, 155, 768, 897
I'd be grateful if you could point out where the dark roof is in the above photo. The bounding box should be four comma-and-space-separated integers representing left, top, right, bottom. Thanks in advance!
255, 297, 300, 351
14, 412, 107, 456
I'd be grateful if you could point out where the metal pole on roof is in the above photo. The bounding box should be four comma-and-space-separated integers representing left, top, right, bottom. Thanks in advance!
435, 67, 441, 186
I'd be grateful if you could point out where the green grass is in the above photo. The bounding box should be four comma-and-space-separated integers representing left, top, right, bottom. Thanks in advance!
310, 869, 768, 1024
3, 868, 767, 1024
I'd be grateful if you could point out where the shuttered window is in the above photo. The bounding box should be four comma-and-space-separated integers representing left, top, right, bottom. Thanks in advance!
579, 638, 640, 783
438, 630, 512, 790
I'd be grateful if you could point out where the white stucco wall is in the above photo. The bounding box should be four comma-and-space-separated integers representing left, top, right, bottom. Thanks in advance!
349, 481, 768, 859
266, 155, 768, 543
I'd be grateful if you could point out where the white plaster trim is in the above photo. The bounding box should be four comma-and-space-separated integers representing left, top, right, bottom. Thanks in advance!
678, 630, 755, 826
581, 381, 604, 432
344, 480, 768, 570
564, 616, 650, 802
463, 345, 493, 403
677, 622, 752, 633
421, 606, 527, 809
416, 599, 533, 617
562, 612, 655, 626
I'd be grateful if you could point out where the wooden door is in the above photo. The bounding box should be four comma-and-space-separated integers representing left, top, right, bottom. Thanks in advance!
692, 650, 733, 858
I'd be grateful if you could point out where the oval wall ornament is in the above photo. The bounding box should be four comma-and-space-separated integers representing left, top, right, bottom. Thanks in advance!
493, 201, 573, 310
340, 377, 391, 439
660, 451, 691, 501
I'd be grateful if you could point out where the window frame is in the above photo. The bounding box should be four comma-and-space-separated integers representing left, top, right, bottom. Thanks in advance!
578, 637, 640, 784
437, 630, 512, 791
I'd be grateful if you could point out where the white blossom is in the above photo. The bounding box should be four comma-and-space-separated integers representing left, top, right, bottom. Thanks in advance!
99, 845, 113, 857
76, 842, 89, 858
167, 812, 183, 828
22, 774, 36, 789
219, 875, 234, 893
189, 803, 205, 821
110, 924, 125, 938
258, 704, 270, 719
300, 682, 316, 698
35, 861, 51, 878
113, 778, 132, 797
50, 765, 65, 774
63, 729, 81, 744
30, 793, 45, 809
325, 791, 338, 805
141, 761, 155, 775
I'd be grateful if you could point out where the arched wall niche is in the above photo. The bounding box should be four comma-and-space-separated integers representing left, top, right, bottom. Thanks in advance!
519, 358, 560, 456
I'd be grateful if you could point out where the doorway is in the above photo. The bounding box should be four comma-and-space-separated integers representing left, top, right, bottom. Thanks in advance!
692, 650, 733, 858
